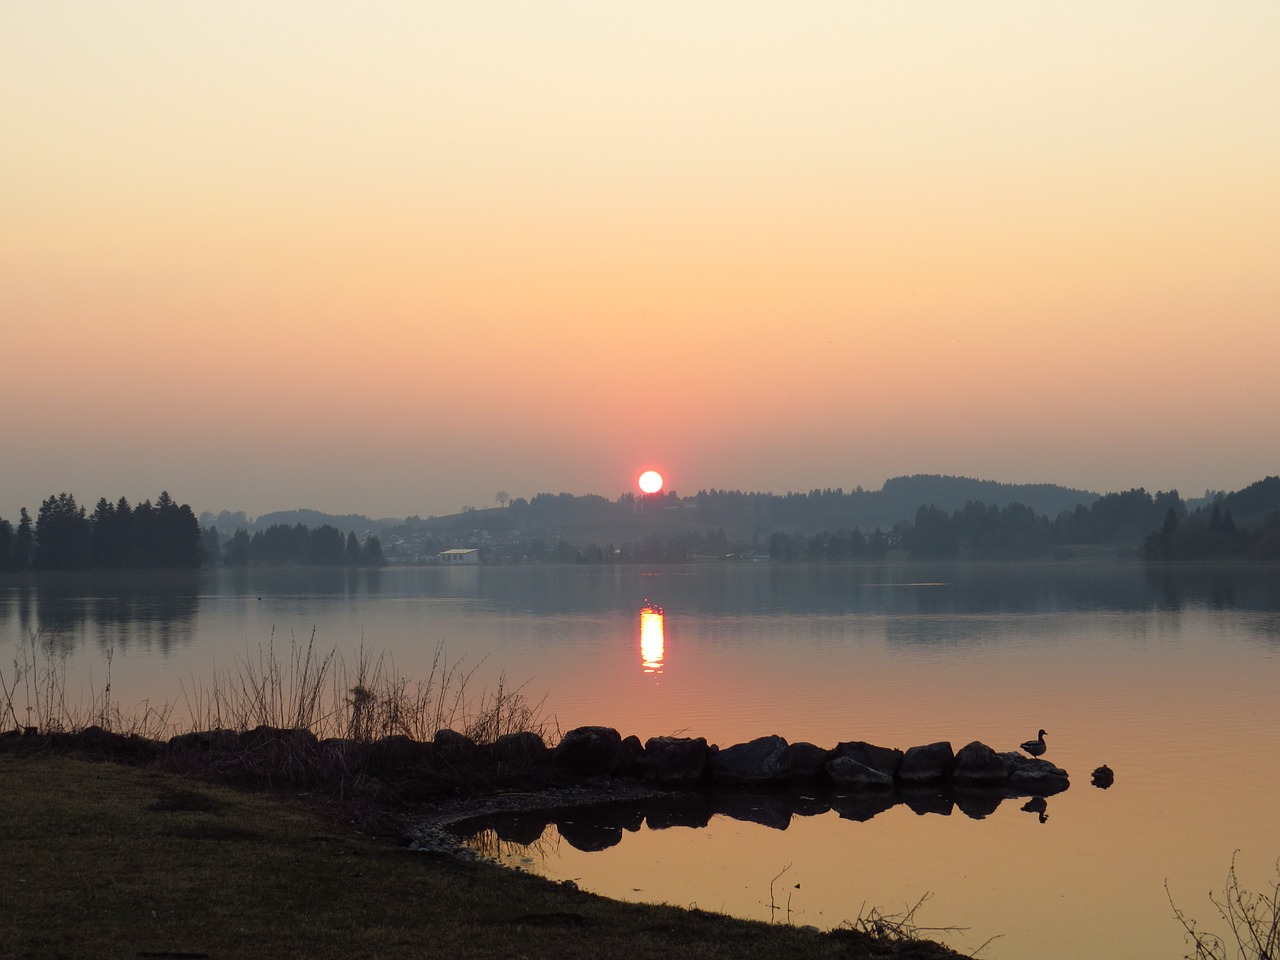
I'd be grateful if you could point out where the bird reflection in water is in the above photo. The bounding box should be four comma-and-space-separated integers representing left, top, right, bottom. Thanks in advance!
640, 602, 665, 675
1021, 796, 1048, 824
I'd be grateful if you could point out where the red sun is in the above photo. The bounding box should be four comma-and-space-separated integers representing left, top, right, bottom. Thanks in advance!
638, 470, 664, 494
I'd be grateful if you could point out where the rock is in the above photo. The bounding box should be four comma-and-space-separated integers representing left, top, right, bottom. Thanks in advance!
786, 741, 830, 779
1000, 752, 1070, 793
832, 740, 903, 778
169, 728, 240, 753
366, 734, 435, 771
952, 741, 1007, 783
898, 741, 954, 783
555, 726, 624, 775
493, 731, 547, 767
239, 725, 319, 754
636, 736, 708, 782
825, 755, 894, 789
709, 735, 792, 783
616, 734, 644, 775
433, 729, 481, 766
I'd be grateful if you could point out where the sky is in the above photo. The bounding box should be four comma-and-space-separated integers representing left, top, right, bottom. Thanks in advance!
4, 2, 1278, 520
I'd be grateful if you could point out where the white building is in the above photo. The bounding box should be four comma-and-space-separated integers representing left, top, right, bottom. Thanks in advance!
438, 548, 480, 565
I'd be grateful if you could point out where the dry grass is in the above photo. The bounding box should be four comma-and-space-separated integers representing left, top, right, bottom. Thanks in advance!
1169, 853, 1280, 960
1, 630, 172, 738
3, 627, 549, 748
1, 754, 969, 960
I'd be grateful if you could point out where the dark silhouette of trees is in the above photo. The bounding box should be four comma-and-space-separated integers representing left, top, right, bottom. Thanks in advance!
201, 526, 221, 565
36, 493, 91, 569
16, 509, 34, 569
309, 525, 345, 565
0, 491, 205, 571
0, 517, 13, 572
225, 529, 251, 566
344, 531, 362, 566
226, 522, 384, 566
905, 505, 959, 560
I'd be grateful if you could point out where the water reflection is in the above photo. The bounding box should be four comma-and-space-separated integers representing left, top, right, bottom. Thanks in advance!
455, 779, 1068, 854
1020, 796, 1049, 823
5, 564, 1280, 662
639, 603, 664, 675
0, 571, 202, 654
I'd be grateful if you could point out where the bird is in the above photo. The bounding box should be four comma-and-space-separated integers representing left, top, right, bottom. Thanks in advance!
1020, 729, 1047, 758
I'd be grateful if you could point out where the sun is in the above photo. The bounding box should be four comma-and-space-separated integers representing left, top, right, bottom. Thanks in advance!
638, 470, 664, 495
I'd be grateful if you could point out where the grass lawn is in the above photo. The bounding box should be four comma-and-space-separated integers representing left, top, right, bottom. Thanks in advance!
2, 754, 964, 960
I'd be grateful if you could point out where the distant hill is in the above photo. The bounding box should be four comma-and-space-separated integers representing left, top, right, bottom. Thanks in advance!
1205, 476, 1280, 529
368, 475, 1102, 553
202, 475, 1101, 549
200, 508, 382, 538
877, 475, 1099, 522
198, 474, 1280, 562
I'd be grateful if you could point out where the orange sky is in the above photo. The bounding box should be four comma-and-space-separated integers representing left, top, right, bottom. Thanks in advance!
3, 3, 1278, 519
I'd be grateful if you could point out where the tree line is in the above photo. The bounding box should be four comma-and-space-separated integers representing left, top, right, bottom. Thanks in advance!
209, 523, 385, 567
1143, 501, 1280, 561
0, 491, 202, 570
0, 492, 387, 571
487, 484, 1280, 564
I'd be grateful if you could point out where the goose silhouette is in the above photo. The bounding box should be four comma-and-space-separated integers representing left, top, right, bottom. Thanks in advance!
1020, 729, 1047, 758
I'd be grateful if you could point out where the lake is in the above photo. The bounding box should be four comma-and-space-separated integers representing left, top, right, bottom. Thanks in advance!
3, 561, 1279, 959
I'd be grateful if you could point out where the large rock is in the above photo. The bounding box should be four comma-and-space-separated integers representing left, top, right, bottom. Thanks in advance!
636, 736, 709, 782
74, 725, 158, 759
239, 725, 319, 755
492, 731, 547, 767
786, 741, 830, 779
555, 726, 624, 775
952, 741, 1007, 783
832, 741, 903, 778
433, 728, 481, 766
1000, 752, 1071, 793
709, 735, 792, 783
825, 755, 894, 789
169, 728, 240, 753
366, 734, 435, 771
616, 734, 645, 775
898, 741, 954, 783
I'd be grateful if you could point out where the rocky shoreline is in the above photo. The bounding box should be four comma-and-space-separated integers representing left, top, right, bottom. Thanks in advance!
2, 723, 1071, 855
413, 727, 1071, 853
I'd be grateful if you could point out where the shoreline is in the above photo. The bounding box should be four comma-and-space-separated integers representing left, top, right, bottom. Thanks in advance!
2, 746, 972, 959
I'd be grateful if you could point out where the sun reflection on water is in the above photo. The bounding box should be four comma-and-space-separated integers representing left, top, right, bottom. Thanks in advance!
639, 603, 664, 675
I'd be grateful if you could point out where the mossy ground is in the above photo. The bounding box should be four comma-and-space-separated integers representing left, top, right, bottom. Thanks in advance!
2, 754, 966, 960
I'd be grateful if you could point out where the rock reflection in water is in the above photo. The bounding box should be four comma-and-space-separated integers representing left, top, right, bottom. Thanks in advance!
456, 779, 1066, 855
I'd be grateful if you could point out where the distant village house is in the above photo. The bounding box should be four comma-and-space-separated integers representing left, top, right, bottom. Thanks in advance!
438, 548, 480, 565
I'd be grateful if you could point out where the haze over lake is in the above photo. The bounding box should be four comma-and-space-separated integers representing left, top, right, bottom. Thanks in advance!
4, 560, 1279, 959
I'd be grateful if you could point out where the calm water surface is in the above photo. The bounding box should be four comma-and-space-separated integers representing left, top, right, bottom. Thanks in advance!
3, 562, 1279, 959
